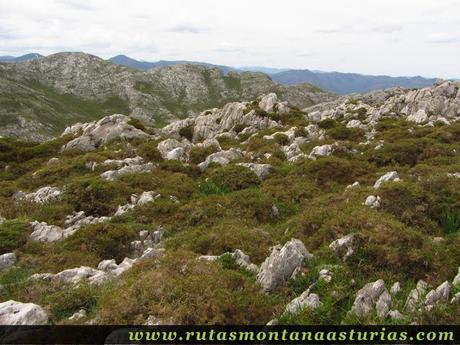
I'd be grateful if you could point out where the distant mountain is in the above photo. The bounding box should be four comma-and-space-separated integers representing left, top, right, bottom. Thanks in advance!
239, 66, 289, 74
0, 53, 43, 63
0, 52, 334, 140
109, 55, 236, 74
270, 69, 437, 95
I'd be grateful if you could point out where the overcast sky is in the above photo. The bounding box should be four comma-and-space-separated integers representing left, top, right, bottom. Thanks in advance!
0, 0, 459, 78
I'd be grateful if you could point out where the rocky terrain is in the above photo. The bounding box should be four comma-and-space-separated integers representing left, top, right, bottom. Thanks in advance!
0, 52, 334, 141
0, 80, 459, 325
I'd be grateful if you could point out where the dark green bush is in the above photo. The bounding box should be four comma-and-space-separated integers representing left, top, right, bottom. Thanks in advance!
318, 119, 337, 129
370, 139, 425, 167
65, 177, 134, 216
136, 141, 163, 162
207, 165, 259, 192
327, 125, 364, 141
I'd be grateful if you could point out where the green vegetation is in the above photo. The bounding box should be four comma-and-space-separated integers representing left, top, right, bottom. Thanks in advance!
1, 115, 460, 325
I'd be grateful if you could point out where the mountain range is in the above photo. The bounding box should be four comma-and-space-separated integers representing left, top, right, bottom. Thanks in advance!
0, 52, 333, 141
0, 53, 437, 95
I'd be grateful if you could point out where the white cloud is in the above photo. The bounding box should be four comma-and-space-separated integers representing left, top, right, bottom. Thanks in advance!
0, 0, 458, 78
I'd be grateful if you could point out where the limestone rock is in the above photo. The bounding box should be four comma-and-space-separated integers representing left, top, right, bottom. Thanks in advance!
425, 281, 451, 309
62, 114, 150, 152
308, 144, 334, 160
198, 148, 243, 171
350, 279, 388, 318
100, 162, 153, 180
0, 300, 48, 325
329, 234, 355, 260
285, 290, 322, 315
236, 163, 272, 180
374, 171, 401, 188
257, 239, 313, 292
363, 195, 381, 208
0, 253, 16, 271
13, 186, 62, 204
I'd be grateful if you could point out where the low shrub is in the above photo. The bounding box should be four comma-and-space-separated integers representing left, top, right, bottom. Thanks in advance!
65, 177, 134, 216
0, 220, 30, 253
60, 223, 139, 263
189, 146, 218, 165
207, 165, 260, 192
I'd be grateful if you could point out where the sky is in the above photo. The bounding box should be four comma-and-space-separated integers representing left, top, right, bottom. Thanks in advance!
0, 0, 459, 78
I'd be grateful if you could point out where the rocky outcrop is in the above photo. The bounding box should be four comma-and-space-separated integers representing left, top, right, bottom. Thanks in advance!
284, 289, 322, 315
30, 212, 110, 242
363, 195, 381, 208
308, 144, 334, 160
100, 162, 153, 180
257, 239, 313, 292
13, 186, 62, 204
374, 171, 401, 188
329, 234, 355, 260
349, 279, 391, 319
236, 163, 272, 180
198, 249, 258, 273
62, 115, 150, 152
304, 80, 460, 133
0, 300, 48, 325
404, 280, 429, 312
115, 191, 160, 216
0, 253, 16, 271
425, 281, 451, 310
198, 148, 243, 171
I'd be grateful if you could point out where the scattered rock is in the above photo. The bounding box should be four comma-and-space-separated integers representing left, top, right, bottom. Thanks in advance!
345, 181, 360, 190
100, 162, 153, 181
13, 186, 62, 204
198, 148, 243, 171
259, 93, 278, 113
236, 163, 272, 180
374, 171, 400, 188
319, 269, 333, 283
62, 114, 150, 152
425, 281, 451, 310
102, 156, 144, 168
329, 234, 355, 260
388, 310, 404, 321
285, 289, 322, 315
390, 282, 401, 295
0, 300, 48, 325
69, 309, 86, 321
308, 144, 334, 160
453, 267, 460, 286
404, 280, 429, 312
0, 253, 16, 271
257, 239, 313, 292
350, 279, 389, 318
115, 191, 160, 216
363, 195, 381, 208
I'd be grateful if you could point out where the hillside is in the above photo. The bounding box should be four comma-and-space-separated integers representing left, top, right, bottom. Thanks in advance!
0, 52, 334, 141
107, 54, 437, 94
0, 81, 459, 325
271, 69, 436, 95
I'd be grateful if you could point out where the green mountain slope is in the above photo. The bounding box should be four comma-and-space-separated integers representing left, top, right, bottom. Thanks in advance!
0, 52, 335, 141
